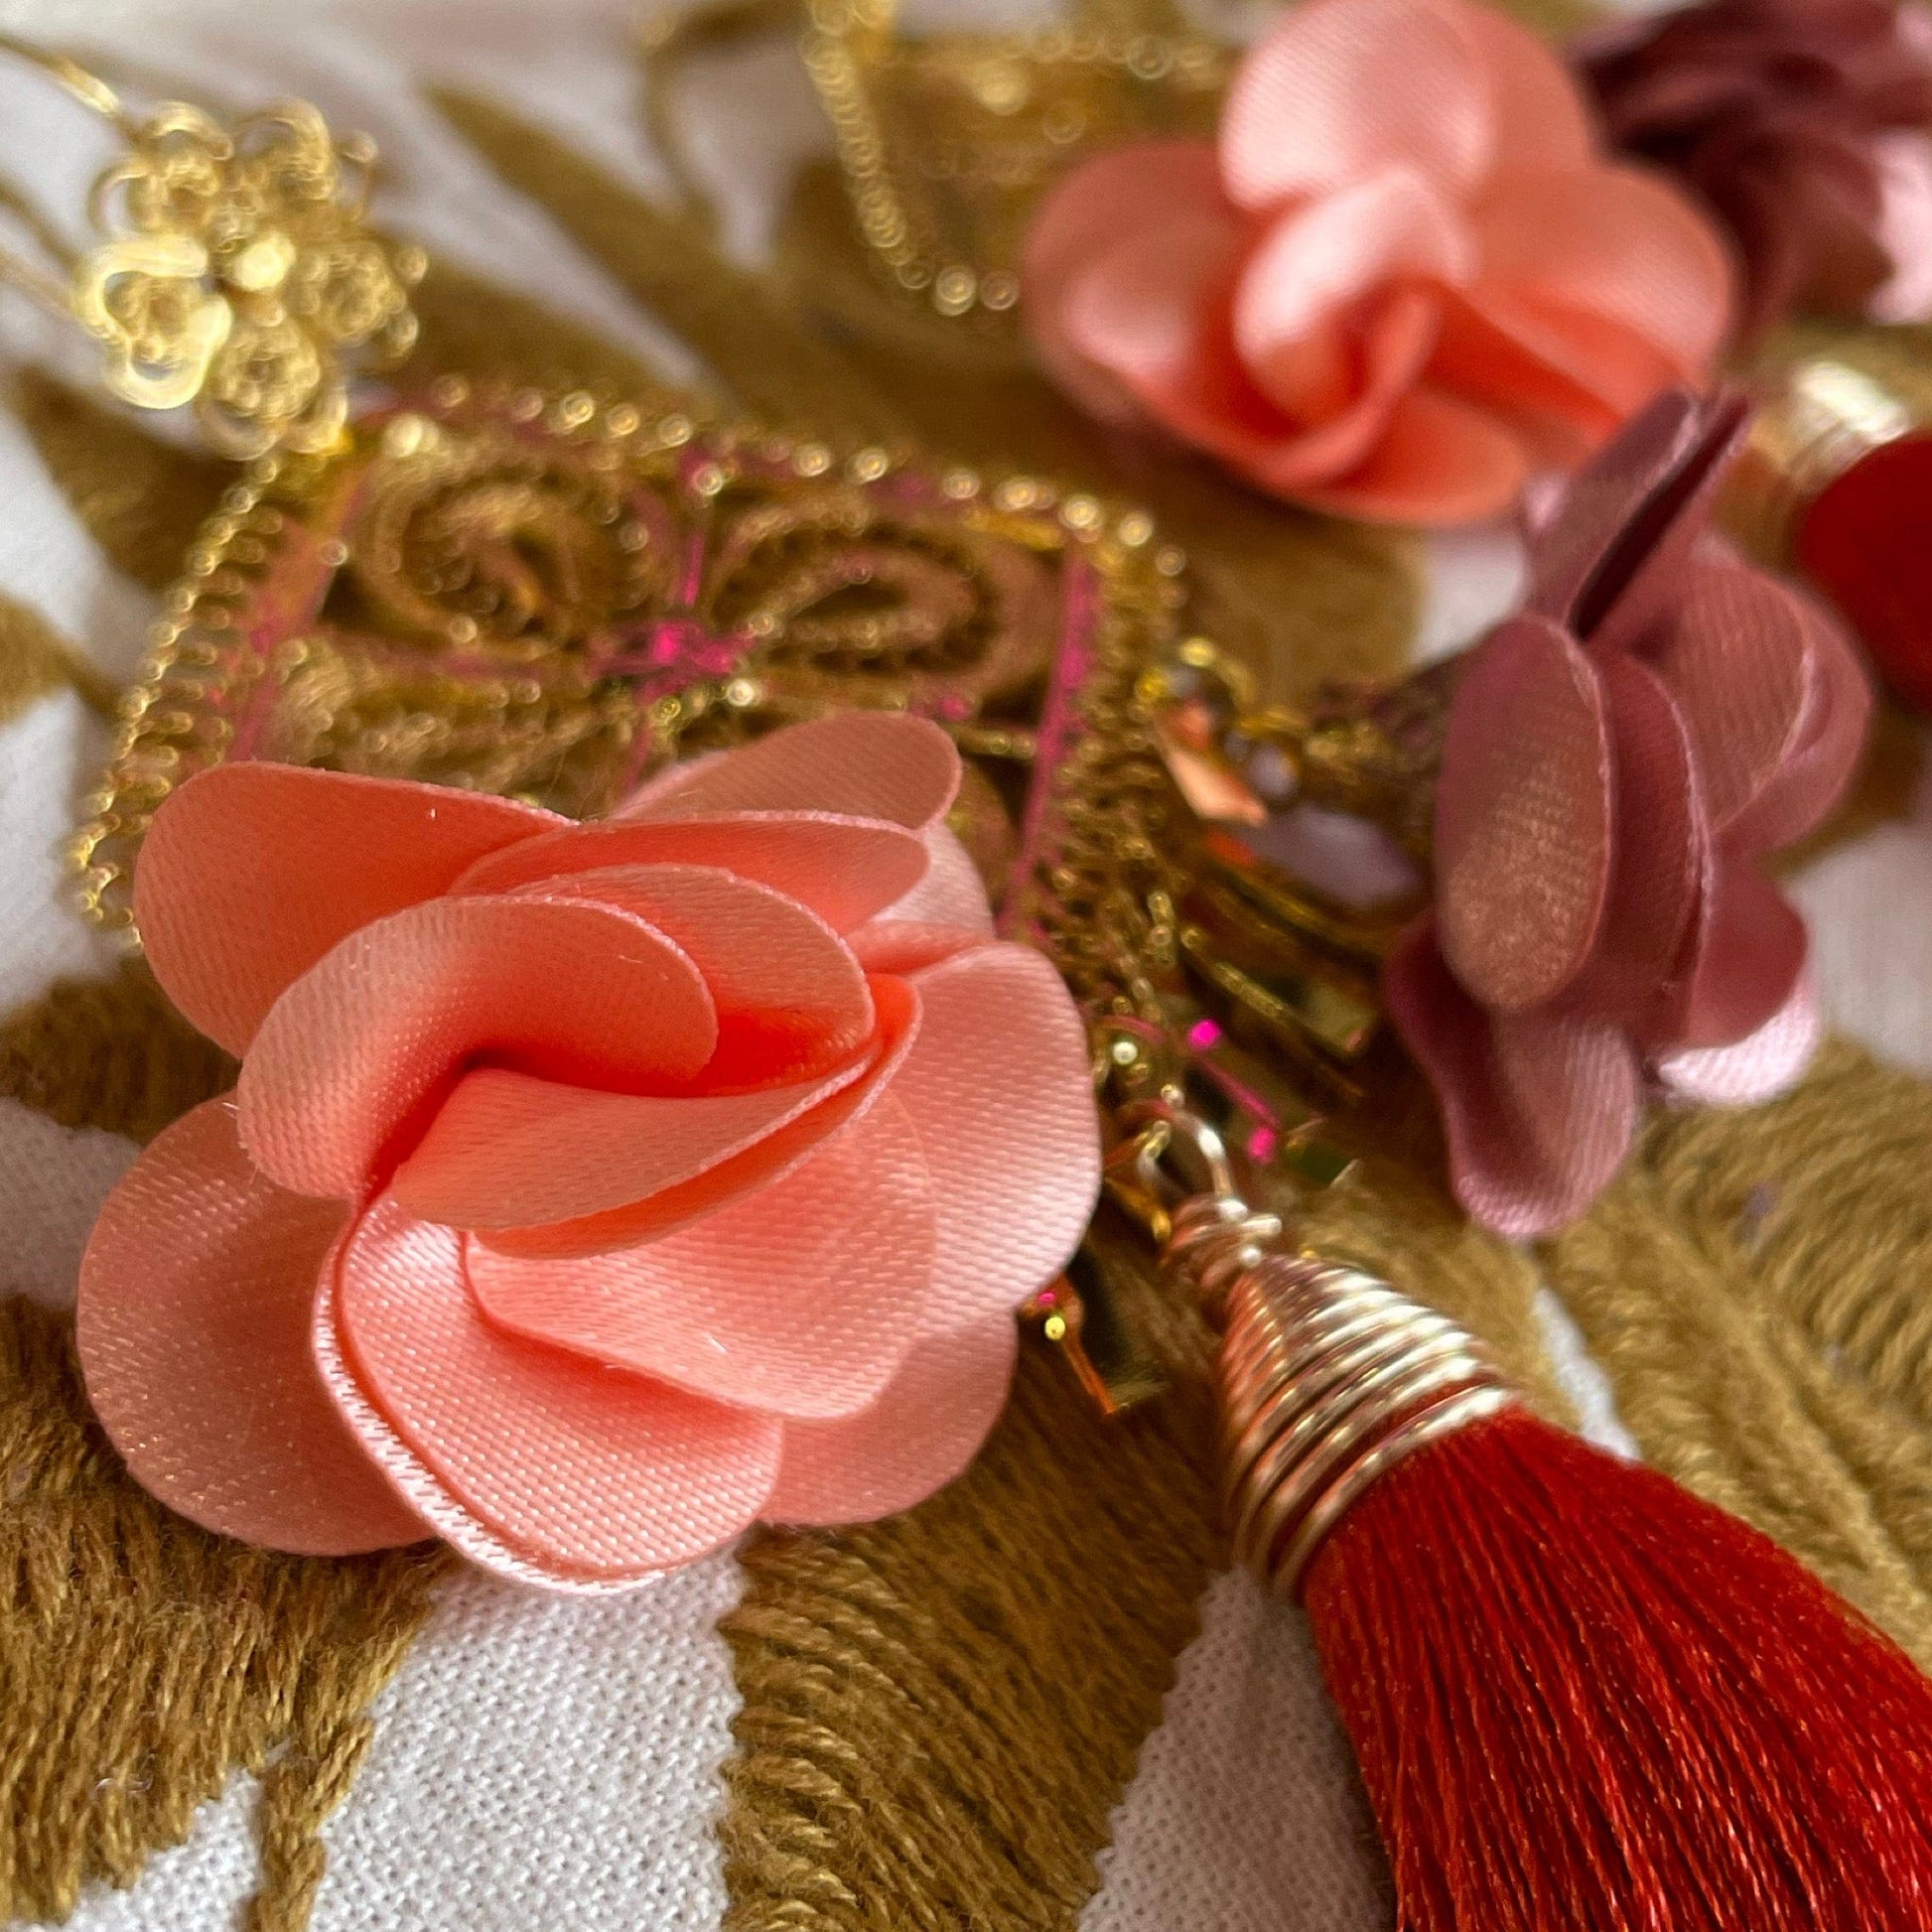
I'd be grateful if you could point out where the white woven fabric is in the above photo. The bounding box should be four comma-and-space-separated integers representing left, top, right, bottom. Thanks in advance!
44, 1559, 744, 1931
1080, 1569, 1392, 1932
0, 1097, 136, 1311
0, 3, 1925, 1927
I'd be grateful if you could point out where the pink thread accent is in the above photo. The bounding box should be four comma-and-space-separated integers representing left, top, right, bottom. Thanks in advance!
1001, 555, 1100, 940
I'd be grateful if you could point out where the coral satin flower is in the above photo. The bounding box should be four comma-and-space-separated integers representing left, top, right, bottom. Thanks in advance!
77, 714, 1100, 1590
1023, 0, 1736, 524
1386, 390, 1870, 1236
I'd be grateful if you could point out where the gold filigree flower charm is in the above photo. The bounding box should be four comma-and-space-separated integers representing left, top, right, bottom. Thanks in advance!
70, 98, 423, 457
34, 83, 424, 458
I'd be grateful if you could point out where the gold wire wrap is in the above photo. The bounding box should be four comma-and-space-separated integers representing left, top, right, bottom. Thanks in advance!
1149, 1116, 1517, 1595
1215, 1252, 1513, 1592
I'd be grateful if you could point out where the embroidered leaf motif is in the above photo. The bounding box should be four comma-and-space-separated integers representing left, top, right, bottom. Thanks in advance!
0, 1298, 446, 1925
1540, 1040, 1932, 1670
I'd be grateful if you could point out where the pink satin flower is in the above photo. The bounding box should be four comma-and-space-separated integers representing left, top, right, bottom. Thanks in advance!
1022, 0, 1736, 524
1386, 390, 1870, 1235
77, 714, 1100, 1590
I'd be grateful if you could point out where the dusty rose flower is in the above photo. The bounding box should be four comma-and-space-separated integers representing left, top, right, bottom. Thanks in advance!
1022, 0, 1734, 524
78, 713, 1100, 1589
1386, 390, 1870, 1235
1575, 0, 1932, 339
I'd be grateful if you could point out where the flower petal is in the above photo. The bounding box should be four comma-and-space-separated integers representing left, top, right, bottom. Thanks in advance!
1289, 383, 1529, 524
1022, 140, 1227, 423
1221, 0, 1492, 208
1741, 594, 1871, 855
1659, 558, 1871, 855
1561, 648, 1705, 1026
1232, 172, 1469, 426
1654, 967, 1822, 1106
1068, 216, 1523, 521
762, 1315, 1018, 1527
1868, 130, 1932, 325
1430, 285, 1674, 459
75, 1097, 430, 1555
847, 920, 988, 977
616, 712, 960, 832
1470, 164, 1736, 383
238, 896, 717, 1200
395, 976, 918, 1241
1458, 0, 1594, 171
135, 763, 561, 1054
523, 864, 874, 1086
1523, 386, 1749, 653
451, 813, 929, 933
464, 1094, 933, 1421
325, 1195, 780, 1583
1385, 917, 1641, 1237
875, 820, 996, 933
892, 943, 1101, 1328
395, 1063, 867, 1229
1434, 614, 1612, 1011
1061, 206, 1246, 413
1669, 859, 1809, 1050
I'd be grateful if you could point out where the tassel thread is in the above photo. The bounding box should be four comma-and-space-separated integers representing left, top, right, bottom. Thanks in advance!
1160, 1137, 1932, 1932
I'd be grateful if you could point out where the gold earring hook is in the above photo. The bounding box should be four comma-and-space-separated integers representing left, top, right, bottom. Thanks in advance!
0, 32, 424, 460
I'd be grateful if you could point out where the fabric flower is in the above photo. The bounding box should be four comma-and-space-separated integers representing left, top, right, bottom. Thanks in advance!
1021, 0, 1735, 525
1575, 0, 1932, 340
1385, 389, 1870, 1235
77, 714, 1100, 1590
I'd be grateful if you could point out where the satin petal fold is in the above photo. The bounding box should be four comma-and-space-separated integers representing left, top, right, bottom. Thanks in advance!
1564, 650, 1705, 1024
892, 944, 1102, 1328
238, 896, 717, 1200
1655, 969, 1822, 1106
876, 821, 997, 933
1062, 208, 1245, 408
393, 1058, 871, 1230
135, 763, 560, 1054
1459, 1, 1594, 169
1288, 383, 1528, 523
329, 1195, 781, 1581
1472, 164, 1737, 382
1022, 140, 1226, 422
76, 1098, 430, 1555
522, 863, 873, 1085
464, 1095, 933, 1420
1385, 918, 1641, 1238
451, 813, 929, 934
1671, 861, 1810, 1050
1526, 387, 1749, 649
417, 977, 920, 1251
615, 711, 960, 832
1232, 171, 1468, 425
762, 1315, 1019, 1527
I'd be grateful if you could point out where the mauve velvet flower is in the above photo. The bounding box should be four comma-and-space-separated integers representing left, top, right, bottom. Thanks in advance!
1575, 0, 1932, 339
1386, 390, 1870, 1236
1022, 0, 1735, 525
76, 713, 1100, 1589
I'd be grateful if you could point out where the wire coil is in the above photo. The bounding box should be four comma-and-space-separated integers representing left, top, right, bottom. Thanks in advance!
1164, 1192, 1516, 1595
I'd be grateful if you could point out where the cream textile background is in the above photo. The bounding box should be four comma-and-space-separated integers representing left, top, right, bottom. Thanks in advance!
0, 3, 1925, 1927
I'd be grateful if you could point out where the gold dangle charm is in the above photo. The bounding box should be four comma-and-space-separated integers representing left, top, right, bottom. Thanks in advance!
0, 32, 423, 457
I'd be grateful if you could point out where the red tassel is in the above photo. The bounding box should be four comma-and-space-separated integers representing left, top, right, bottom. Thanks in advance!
1173, 1189, 1932, 1932
1303, 1405, 1932, 1930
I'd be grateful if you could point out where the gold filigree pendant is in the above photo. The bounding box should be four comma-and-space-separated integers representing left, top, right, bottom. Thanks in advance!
71, 375, 1183, 937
